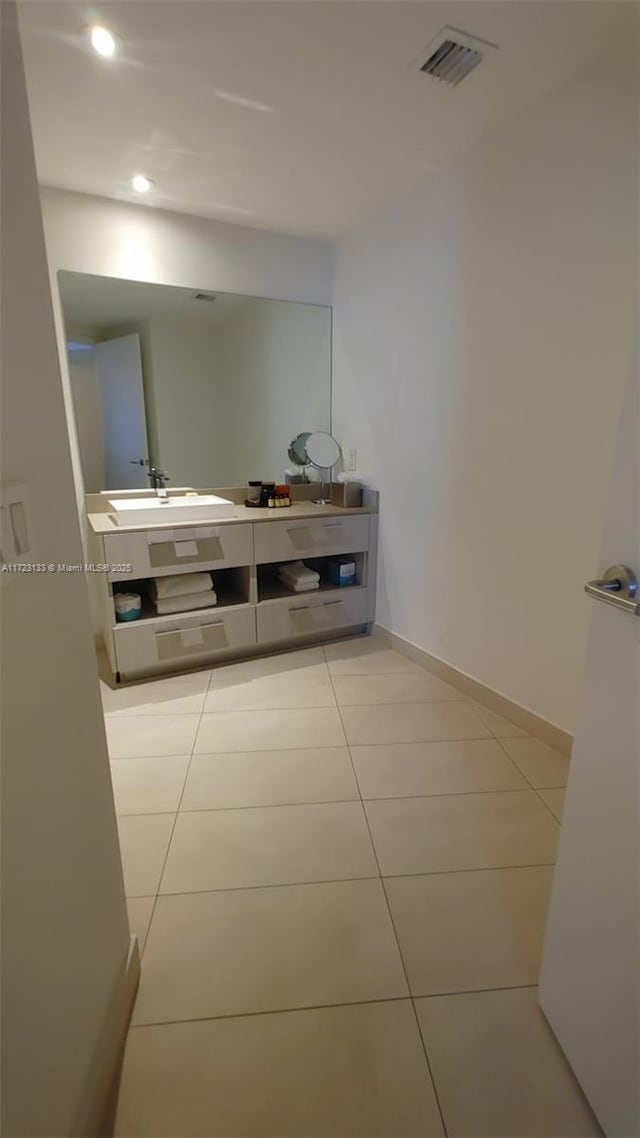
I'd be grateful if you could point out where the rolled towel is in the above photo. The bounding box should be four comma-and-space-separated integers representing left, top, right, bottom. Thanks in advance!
153, 572, 213, 599
154, 590, 218, 615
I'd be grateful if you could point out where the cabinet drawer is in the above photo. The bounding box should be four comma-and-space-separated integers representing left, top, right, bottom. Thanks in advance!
104, 523, 253, 581
257, 588, 367, 644
254, 514, 369, 564
114, 607, 256, 678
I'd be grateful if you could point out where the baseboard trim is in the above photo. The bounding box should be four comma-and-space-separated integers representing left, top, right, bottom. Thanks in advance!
71, 935, 140, 1137
372, 623, 573, 756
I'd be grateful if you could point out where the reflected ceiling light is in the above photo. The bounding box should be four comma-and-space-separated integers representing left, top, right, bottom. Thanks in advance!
85, 25, 117, 57
130, 175, 155, 194
211, 89, 273, 114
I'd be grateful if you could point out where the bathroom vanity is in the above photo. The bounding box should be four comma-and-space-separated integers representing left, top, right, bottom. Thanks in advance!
87, 489, 377, 681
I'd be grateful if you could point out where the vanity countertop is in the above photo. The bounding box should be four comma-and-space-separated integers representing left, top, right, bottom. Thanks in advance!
88, 500, 375, 536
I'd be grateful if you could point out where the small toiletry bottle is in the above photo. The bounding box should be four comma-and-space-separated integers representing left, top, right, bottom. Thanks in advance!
260, 482, 275, 508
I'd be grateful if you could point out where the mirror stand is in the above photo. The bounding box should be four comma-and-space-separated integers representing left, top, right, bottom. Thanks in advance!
313, 468, 332, 506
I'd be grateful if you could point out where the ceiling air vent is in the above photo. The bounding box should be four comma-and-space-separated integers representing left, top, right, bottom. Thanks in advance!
194, 292, 216, 302
419, 27, 496, 88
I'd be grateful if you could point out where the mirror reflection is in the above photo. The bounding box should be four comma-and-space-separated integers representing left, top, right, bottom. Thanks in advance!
59, 271, 332, 491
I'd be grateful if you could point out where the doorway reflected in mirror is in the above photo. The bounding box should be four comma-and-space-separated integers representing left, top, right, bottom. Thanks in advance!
60, 272, 332, 491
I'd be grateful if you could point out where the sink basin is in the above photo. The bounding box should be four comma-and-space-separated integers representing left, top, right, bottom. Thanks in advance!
108, 495, 236, 526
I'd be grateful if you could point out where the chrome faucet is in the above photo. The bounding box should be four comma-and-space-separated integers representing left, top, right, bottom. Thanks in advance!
148, 467, 170, 492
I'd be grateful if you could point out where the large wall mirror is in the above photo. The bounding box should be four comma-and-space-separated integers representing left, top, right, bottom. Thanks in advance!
59, 271, 332, 492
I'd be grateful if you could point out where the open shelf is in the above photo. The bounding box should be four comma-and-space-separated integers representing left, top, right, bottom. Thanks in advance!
257, 554, 364, 604
112, 566, 251, 628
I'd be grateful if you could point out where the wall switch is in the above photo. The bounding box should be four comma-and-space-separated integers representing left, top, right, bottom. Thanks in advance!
347, 448, 357, 472
1, 483, 36, 579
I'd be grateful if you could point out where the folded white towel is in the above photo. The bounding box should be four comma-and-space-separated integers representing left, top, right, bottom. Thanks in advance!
278, 574, 319, 594
279, 560, 320, 585
154, 590, 218, 615
153, 572, 213, 599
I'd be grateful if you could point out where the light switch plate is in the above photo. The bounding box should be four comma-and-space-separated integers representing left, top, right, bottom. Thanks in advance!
1, 483, 36, 581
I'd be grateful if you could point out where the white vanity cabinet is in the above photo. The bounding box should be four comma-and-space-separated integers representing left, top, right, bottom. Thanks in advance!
89, 502, 377, 681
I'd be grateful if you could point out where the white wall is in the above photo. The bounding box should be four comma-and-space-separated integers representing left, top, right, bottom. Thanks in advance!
143, 312, 224, 485
332, 40, 638, 732
216, 299, 331, 482
42, 187, 333, 306
1, 6, 131, 1135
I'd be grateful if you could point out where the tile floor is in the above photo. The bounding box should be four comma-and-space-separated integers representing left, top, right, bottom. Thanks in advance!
105, 636, 600, 1137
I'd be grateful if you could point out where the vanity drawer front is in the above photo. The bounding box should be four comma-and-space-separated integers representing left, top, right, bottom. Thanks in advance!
257, 588, 367, 644
105, 524, 253, 580
254, 514, 369, 564
114, 607, 256, 677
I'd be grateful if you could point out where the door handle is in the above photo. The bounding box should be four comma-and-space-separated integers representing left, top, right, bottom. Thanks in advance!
584, 564, 640, 615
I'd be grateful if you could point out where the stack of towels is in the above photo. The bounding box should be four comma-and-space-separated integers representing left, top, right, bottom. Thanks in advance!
151, 572, 217, 615
278, 560, 320, 594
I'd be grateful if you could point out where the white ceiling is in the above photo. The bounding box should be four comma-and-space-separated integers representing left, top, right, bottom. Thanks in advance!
18, 0, 632, 239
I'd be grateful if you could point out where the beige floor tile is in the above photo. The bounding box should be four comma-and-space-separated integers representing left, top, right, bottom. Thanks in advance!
472, 702, 527, 737
365, 791, 558, 876
332, 671, 464, 705
180, 747, 358, 811
126, 897, 155, 955
101, 671, 210, 716
117, 814, 175, 897
132, 880, 408, 1025
194, 707, 345, 753
204, 666, 335, 711
386, 866, 554, 995
416, 987, 601, 1137
341, 701, 489, 745
323, 636, 423, 674
106, 715, 200, 759
116, 1000, 444, 1137
501, 737, 570, 787
351, 739, 528, 798
209, 647, 326, 681
110, 755, 190, 816
538, 787, 566, 821
160, 801, 378, 893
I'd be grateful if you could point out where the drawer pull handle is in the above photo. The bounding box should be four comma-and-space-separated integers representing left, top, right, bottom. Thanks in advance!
286, 524, 343, 534
290, 600, 344, 613
156, 619, 224, 638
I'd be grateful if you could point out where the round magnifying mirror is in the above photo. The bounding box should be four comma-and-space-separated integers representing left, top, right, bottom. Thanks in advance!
306, 432, 341, 469
305, 432, 341, 506
287, 432, 311, 468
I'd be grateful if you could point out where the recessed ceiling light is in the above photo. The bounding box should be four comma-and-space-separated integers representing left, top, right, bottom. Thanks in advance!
130, 175, 155, 194
86, 25, 117, 58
